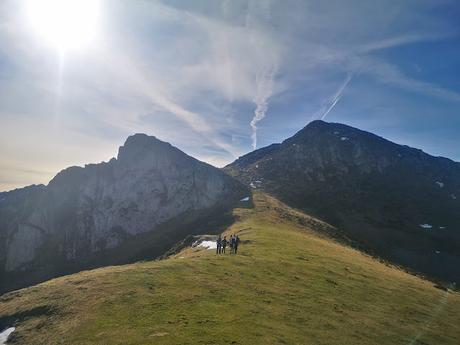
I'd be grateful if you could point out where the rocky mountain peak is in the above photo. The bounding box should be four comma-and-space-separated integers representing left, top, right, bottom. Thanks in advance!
118, 133, 178, 161
225, 120, 460, 282
287, 120, 378, 145
0, 134, 247, 293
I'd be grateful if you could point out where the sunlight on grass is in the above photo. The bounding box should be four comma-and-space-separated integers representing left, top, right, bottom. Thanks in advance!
1, 192, 459, 344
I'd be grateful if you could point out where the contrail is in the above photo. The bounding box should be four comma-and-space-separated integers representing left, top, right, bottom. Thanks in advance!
320, 73, 353, 120
246, 0, 277, 150
251, 64, 276, 150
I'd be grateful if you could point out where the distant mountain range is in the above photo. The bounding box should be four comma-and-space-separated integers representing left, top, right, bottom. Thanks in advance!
1, 121, 458, 294
225, 120, 460, 282
0, 134, 247, 293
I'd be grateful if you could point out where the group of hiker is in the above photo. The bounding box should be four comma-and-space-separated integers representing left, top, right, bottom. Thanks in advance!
216, 234, 240, 254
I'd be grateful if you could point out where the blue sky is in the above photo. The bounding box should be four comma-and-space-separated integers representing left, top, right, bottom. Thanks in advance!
0, 0, 459, 191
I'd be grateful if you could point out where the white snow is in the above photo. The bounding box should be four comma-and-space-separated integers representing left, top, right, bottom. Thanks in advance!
419, 224, 433, 229
255, 164, 259, 168
197, 241, 217, 250
334, 131, 340, 135
250, 181, 262, 189
341, 137, 349, 141
435, 181, 444, 188
240, 196, 250, 202
451, 194, 457, 200
0, 327, 15, 345
439, 226, 447, 230
435, 250, 441, 254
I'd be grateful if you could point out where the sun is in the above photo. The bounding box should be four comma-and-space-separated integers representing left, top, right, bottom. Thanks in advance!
25, 0, 101, 52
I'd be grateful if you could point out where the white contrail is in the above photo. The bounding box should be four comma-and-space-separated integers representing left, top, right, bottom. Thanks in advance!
246, 0, 277, 150
251, 64, 276, 150
320, 73, 353, 120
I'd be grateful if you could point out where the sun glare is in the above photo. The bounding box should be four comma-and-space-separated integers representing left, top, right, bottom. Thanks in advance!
25, 0, 101, 52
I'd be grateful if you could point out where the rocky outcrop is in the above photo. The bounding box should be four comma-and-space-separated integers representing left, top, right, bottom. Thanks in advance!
0, 134, 247, 293
225, 120, 460, 282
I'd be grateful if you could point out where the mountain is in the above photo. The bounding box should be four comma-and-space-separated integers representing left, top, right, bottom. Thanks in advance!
225, 120, 460, 282
1, 192, 459, 344
0, 134, 248, 293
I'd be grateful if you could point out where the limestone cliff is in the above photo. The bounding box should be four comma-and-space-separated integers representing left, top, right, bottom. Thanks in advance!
0, 134, 247, 293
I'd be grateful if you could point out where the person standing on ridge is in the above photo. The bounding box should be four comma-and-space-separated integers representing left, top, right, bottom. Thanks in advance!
222, 236, 227, 254
216, 236, 222, 255
229, 235, 234, 254
234, 235, 240, 254
230, 235, 236, 254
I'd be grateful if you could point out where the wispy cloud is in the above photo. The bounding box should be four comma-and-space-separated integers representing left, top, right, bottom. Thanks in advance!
358, 57, 460, 102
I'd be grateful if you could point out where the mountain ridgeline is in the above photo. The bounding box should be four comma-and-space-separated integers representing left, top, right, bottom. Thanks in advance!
1, 121, 459, 294
0, 134, 248, 293
225, 120, 460, 282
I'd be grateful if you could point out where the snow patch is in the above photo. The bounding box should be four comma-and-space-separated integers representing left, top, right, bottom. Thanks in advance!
419, 224, 433, 229
435, 181, 444, 188
0, 327, 15, 345
250, 180, 263, 189
334, 131, 340, 135
196, 241, 217, 250
439, 226, 447, 230
435, 250, 441, 254
340, 137, 349, 141
451, 194, 457, 200
240, 197, 250, 202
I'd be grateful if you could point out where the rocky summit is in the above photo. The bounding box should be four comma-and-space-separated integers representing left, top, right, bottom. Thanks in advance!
0, 134, 248, 293
225, 120, 460, 282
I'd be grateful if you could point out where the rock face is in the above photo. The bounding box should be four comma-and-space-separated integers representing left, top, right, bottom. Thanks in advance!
0, 134, 247, 293
225, 120, 460, 282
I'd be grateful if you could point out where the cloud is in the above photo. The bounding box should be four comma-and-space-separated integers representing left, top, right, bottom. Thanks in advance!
244, 0, 279, 150
358, 57, 460, 102
250, 64, 277, 149
357, 32, 450, 53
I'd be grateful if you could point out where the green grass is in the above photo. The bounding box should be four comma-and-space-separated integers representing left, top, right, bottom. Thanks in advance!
1, 191, 459, 344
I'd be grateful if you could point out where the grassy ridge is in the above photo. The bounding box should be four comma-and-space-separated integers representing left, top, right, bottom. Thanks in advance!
1, 192, 459, 344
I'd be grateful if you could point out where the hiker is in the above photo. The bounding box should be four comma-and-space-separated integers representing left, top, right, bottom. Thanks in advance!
222, 236, 227, 254
234, 235, 240, 254
230, 235, 236, 254
216, 236, 222, 254
229, 235, 234, 254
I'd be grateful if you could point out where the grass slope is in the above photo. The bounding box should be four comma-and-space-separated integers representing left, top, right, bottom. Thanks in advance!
1, 192, 459, 344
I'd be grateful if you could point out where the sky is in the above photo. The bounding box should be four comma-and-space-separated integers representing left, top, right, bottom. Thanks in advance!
0, 0, 459, 192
